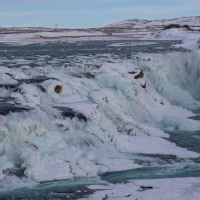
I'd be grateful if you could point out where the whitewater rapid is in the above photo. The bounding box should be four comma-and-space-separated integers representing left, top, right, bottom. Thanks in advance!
0, 41, 199, 192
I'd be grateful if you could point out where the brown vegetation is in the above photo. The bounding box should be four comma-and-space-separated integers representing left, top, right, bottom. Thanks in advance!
163, 24, 193, 31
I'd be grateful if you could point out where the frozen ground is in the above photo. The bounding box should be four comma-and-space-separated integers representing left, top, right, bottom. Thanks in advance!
0, 16, 199, 199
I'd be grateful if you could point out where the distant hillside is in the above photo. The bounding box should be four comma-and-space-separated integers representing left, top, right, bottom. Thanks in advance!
106, 16, 200, 30
100, 16, 200, 39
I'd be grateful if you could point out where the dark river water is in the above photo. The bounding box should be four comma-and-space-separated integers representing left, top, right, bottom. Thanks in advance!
0, 40, 185, 68
0, 40, 198, 200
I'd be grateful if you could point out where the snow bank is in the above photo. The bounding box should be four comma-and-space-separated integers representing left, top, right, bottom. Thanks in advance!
82, 177, 200, 200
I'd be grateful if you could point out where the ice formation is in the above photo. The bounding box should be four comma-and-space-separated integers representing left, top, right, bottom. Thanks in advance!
0, 48, 199, 189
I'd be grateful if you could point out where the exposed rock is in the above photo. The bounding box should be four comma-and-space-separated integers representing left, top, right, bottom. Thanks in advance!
197, 38, 200, 48
69, 72, 95, 79
141, 82, 146, 89
129, 69, 144, 79
3, 167, 25, 178
54, 85, 62, 94
55, 107, 88, 122
138, 185, 154, 192
135, 70, 144, 79
0, 97, 32, 115
102, 96, 108, 103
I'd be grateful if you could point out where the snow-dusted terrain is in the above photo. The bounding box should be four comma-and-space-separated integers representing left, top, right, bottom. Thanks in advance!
0, 16, 200, 199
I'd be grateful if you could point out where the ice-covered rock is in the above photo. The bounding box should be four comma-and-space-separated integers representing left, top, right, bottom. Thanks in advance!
0, 49, 200, 186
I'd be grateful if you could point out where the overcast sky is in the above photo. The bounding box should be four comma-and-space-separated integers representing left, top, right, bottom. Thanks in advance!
0, 0, 200, 28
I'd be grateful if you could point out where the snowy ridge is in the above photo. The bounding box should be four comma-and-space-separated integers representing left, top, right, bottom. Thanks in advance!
106, 16, 200, 29
105, 16, 200, 48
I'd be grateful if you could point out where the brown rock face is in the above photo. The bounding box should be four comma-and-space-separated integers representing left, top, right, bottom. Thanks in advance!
54, 85, 62, 94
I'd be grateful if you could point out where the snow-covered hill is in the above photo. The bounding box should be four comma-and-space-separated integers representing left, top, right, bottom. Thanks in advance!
104, 16, 199, 42
106, 16, 200, 30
